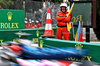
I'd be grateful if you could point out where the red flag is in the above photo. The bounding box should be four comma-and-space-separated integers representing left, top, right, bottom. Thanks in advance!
79, 34, 83, 42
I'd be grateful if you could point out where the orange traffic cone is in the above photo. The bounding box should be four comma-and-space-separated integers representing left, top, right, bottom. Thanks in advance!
41, 8, 55, 38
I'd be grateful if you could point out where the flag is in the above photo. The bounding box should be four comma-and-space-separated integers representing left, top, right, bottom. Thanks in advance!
77, 21, 81, 41
75, 29, 78, 41
67, 22, 71, 31
67, 3, 75, 31
79, 34, 83, 42
75, 21, 83, 42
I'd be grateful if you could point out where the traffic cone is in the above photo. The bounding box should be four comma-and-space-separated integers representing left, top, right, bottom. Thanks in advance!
41, 8, 55, 38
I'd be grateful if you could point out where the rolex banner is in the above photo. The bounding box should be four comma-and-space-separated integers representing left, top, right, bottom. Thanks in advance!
39, 38, 100, 64
0, 10, 24, 30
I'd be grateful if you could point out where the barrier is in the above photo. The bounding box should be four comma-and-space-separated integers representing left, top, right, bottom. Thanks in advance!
0, 28, 57, 44
38, 37, 100, 64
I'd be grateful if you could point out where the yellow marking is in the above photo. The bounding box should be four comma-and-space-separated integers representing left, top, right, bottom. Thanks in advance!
36, 30, 39, 37
87, 56, 92, 61
75, 43, 83, 50
18, 31, 22, 38
33, 38, 39, 43
40, 40, 44, 48
7, 12, 13, 21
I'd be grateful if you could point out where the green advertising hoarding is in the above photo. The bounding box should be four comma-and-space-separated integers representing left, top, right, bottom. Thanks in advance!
0, 10, 24, 30
0, 28, 57, 44
0, 27, 74, 44
38, 38, 100, 64
71, 1, 92, 27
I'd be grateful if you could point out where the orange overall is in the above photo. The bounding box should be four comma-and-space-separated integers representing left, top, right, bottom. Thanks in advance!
38, 23, 42, 28
56, 11, 71, 40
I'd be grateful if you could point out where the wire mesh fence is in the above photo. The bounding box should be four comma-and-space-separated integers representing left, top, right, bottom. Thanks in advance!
24, 1, 61, 29
0, 1, 61, 29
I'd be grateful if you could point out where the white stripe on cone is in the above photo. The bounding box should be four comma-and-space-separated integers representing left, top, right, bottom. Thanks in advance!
45, 24, 52, 30
46, 13, 51, 19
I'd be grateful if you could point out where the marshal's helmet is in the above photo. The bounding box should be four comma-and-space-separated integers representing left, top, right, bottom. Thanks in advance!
60, 3, 67, 12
